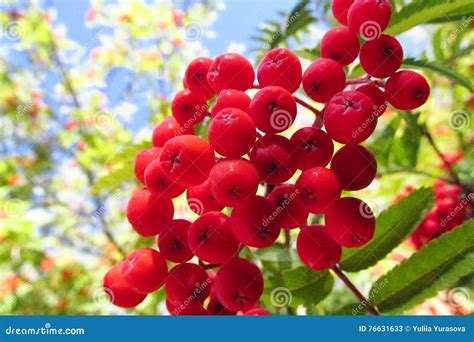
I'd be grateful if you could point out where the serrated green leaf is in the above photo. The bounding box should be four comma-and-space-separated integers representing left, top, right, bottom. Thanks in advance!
392, 112, 421, 168
370, 220, 474, 313
387, 0, 474, 35
402, 58, 473, 91
106, 140, 152, 166
340, 187, 434, 272
281, 267, 334, 306
367, 116, 401, 170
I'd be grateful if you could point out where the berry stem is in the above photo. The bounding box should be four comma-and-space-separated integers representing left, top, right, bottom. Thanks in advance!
293, 96, 323, 128
331, 264, 380, 316
284, 230, 291, 248
422, 127, 462, 185
345, 74, 371, 86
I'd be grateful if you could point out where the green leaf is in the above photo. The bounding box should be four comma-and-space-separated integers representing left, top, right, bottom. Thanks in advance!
392, 112, 421, 168
402, 58, 473, 91
367, 116, 401, 170
281, 267, 334, 307
370, 220, 474, 313
340, 187, 434, 272
387, 0, 474, 35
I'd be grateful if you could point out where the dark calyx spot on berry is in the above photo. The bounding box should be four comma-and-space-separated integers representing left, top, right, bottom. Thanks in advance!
193, 71, 203, 81
182, 104, 191, 112
267, 162, 279, 175
257, 225, 270, 238
155, 177, 167, 188
413, 88, 425, 100
222, 113, 235, 123
329, 53, 340, 61
304, 139, 317, 151
270, 58, 281, 65
267, 100, 278, 112
277, 197, 286, 208
170, 239, 182, 251
233, 291, 247, 305
311, 82, 320, 92
303, 189, 315, 201
343, 98, 355, 109
229, 186, 241, 198
383, 46, 393, 57
198, 228, 209, 242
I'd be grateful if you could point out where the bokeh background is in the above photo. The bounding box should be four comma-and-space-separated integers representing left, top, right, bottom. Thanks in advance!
1, 0, 473, 315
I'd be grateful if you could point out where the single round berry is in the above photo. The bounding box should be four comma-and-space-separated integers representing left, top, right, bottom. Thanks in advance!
332, 0, 355, 25
360, 34, 403, 78
331, 144, 377, 191
122, 248, 168, 294
257, 48, 302, 93
144, 159, 186, 198
230, 195, 282, 248
152, 116, 195, 148
186, 179, 224, 215
171, 89, 208, 126
207, 294, 237, 315
208, 158, 259, 207
210, 89, 251, 117
356, 84, 387, 116
207, 53, 255, 92
134, 147, 161, 184
249, 134, 297, 185
320, 26, 360, 66
249, 86, 297, 133
208, 108, 256, 157
157, 219, 193, 263
348, 0, 392, 39
126, 188, 174, 237
188, 211, 240, 264
290, 127, 334, 170
302, 58, 346, 103
103, 262, 147, 308
325, 197, 376, 248
159, 135, 215, 187
297, 225, 342, 271
267, 184, 309, 229
324, 90, 377, 144
165, 263, 211, 307
385, 70, 430, 110
214, 258, 264, 312
296, 167, 342, 214
184, 57, 215, 99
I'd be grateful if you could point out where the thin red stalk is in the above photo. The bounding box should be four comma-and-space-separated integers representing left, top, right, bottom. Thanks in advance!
331, 264, 380, 316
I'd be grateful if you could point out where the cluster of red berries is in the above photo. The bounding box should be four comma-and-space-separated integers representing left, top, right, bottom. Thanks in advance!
103, 0, 431, 314
395, 181, 470, 249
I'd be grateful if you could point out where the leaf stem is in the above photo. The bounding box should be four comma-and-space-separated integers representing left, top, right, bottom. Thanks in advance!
331, 264, 380, 316
293, 96, 323, 128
